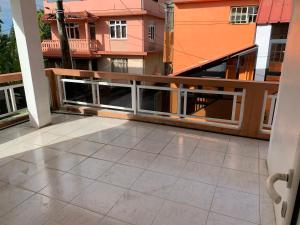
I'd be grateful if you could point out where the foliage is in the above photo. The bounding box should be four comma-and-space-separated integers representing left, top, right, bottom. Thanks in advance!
37, 9, 51, 40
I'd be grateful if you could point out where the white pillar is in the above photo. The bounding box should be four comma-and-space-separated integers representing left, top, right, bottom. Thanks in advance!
11, 0, 51, 128
254, 25, 272, 81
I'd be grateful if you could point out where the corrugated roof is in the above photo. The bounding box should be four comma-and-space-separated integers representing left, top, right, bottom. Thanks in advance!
257, 0, 292, 24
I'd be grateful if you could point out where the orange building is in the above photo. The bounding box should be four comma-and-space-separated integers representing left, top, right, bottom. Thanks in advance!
171, 0, 260, 80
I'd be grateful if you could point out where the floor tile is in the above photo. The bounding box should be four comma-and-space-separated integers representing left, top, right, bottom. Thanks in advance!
223, 154, 259, 174
45, 152, 86, 171
161, 143, 196, 160
211, 187, 259, 224
108, 190, 164, 225
40, 173, 93, 202
190, 148, 225, 166
99, 164, 144, 188
180, 161, 221, 185
119, 150, 156, 169
87, 130, 123, 144
197, 138, 228, 153
16, 147, 62, 165
19, 168, 65, 192
148, 155, 187, 176
134, 138, 166, 154
259, 159, 269, 175
167, 178, 215, 210
48, 137, 82, 151
206, 212, 256, 225
0, 194, 66, 225
22, 132, 61, 146
260, 195, 276, 225
70, 158, 113, 179
146, 129, 176, 144
131, 171, 177, 198
125, 126, 154, 138
45, 204, 103, 225
227, 142, 259, 158
100, 217, 131, 225
218, 168, 259, 195
0, 157, 12, 167
259, 141, 269, 160
111, 135, 143, 149
0, 184, 33, 217
72, 181, 125, 215
92, 145, 129, 162
152, 200, 208, 225
67, 141, 104, 156
0, 159, 43, 185
170, 135, 199, 148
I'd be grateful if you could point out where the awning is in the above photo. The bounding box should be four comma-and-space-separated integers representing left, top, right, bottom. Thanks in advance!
171, 45, 258, 77
256, 0, 292, 24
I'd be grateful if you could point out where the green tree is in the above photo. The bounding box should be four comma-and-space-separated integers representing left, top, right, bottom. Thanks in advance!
37, 9, 51, 40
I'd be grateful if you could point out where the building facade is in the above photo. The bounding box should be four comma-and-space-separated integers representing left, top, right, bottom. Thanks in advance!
172, 0, 259, 80
42, 0, 165, 75
254, 0, 292, 81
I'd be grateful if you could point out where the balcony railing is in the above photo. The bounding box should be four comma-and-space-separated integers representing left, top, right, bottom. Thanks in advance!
0, 69, 279, 139
41, 39, 100, 56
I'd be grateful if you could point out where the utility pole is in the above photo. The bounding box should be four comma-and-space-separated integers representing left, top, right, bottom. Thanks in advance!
56, 0, 72, 68
163, 1, 174, 75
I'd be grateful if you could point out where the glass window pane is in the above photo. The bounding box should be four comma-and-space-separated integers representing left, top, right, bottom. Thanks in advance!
14, 87, 27, 110
110, 26, 115, 38
98, 86, 132, 109
122, 26, 126, 38
116, 25, 121, 38
0, 90, 8, 115
64, 82, 93, 103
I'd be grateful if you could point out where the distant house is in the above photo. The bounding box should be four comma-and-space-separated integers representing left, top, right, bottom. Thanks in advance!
255, 0, 292, 81
42, 0, 165, 75
171, 0, 259, 80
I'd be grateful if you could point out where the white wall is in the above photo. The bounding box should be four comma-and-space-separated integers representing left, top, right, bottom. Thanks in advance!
255, 25, 272, 81
267, 0, 300, 224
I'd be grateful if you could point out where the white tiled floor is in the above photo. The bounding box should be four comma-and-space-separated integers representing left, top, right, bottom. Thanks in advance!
0, 114, 275, 225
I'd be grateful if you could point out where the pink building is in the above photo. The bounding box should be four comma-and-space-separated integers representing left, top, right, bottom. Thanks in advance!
42, 0, 165, 75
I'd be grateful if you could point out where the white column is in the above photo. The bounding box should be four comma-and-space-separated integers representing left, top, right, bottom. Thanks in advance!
254, 25, 272, 81
11, 0, 51, 128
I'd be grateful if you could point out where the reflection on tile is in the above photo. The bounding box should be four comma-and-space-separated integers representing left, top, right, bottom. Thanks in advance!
40, 173, 92, 202
108, 191, 164, 225
260, 159, 269, 176
111, 135, 143, 149
99, 164, 144, 188
45, 204, 103, 225
0, 184, 33, 217
72, 181, 125, 215
134, 138, 166, 154
152, 201, 208, 225
16, 147, 62, 165
0, 194, 66, 225
211, 187, 259, 224
70, 158, 113, 179
45, 152, 86, 171
190, 148, 225, 166
161, 143, 196, 160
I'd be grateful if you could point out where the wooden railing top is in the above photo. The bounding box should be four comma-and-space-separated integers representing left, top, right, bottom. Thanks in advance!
0, 68, 279, 93
51, 68, 279, 91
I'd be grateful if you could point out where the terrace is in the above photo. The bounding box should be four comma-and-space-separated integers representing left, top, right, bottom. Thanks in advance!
1, 0, 300, 224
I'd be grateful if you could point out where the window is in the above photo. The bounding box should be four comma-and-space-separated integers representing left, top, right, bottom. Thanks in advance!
148, 24, 156, 42
66, 23, 80, 39
230, 6, 258, 24
269, 43, 286, 63
89, 23, 96, 40
110, 21, 127, 39
111, 58, 128, 73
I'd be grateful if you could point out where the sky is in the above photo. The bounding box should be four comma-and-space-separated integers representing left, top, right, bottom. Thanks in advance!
0, 0, 44, 33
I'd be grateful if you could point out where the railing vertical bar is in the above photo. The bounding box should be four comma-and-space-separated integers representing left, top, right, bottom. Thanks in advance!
238, 89, 246, 129
4, 89, 12, 113
132, 80, 137, 114
62, 79, 67, 102
96, 83, 100, 105
231, 95, 237, 122
9, 88, 17, 111
183, 90, 187, 116
177, 84, 182, 116
260, 90, 268, 131
137, 86, 141, 113
91, 78, 97, 104
268, 95, 276, 127
56, 76, 64, 106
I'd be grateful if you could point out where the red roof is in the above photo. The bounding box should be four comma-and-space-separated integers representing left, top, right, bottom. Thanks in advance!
257, 0, 292, 24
